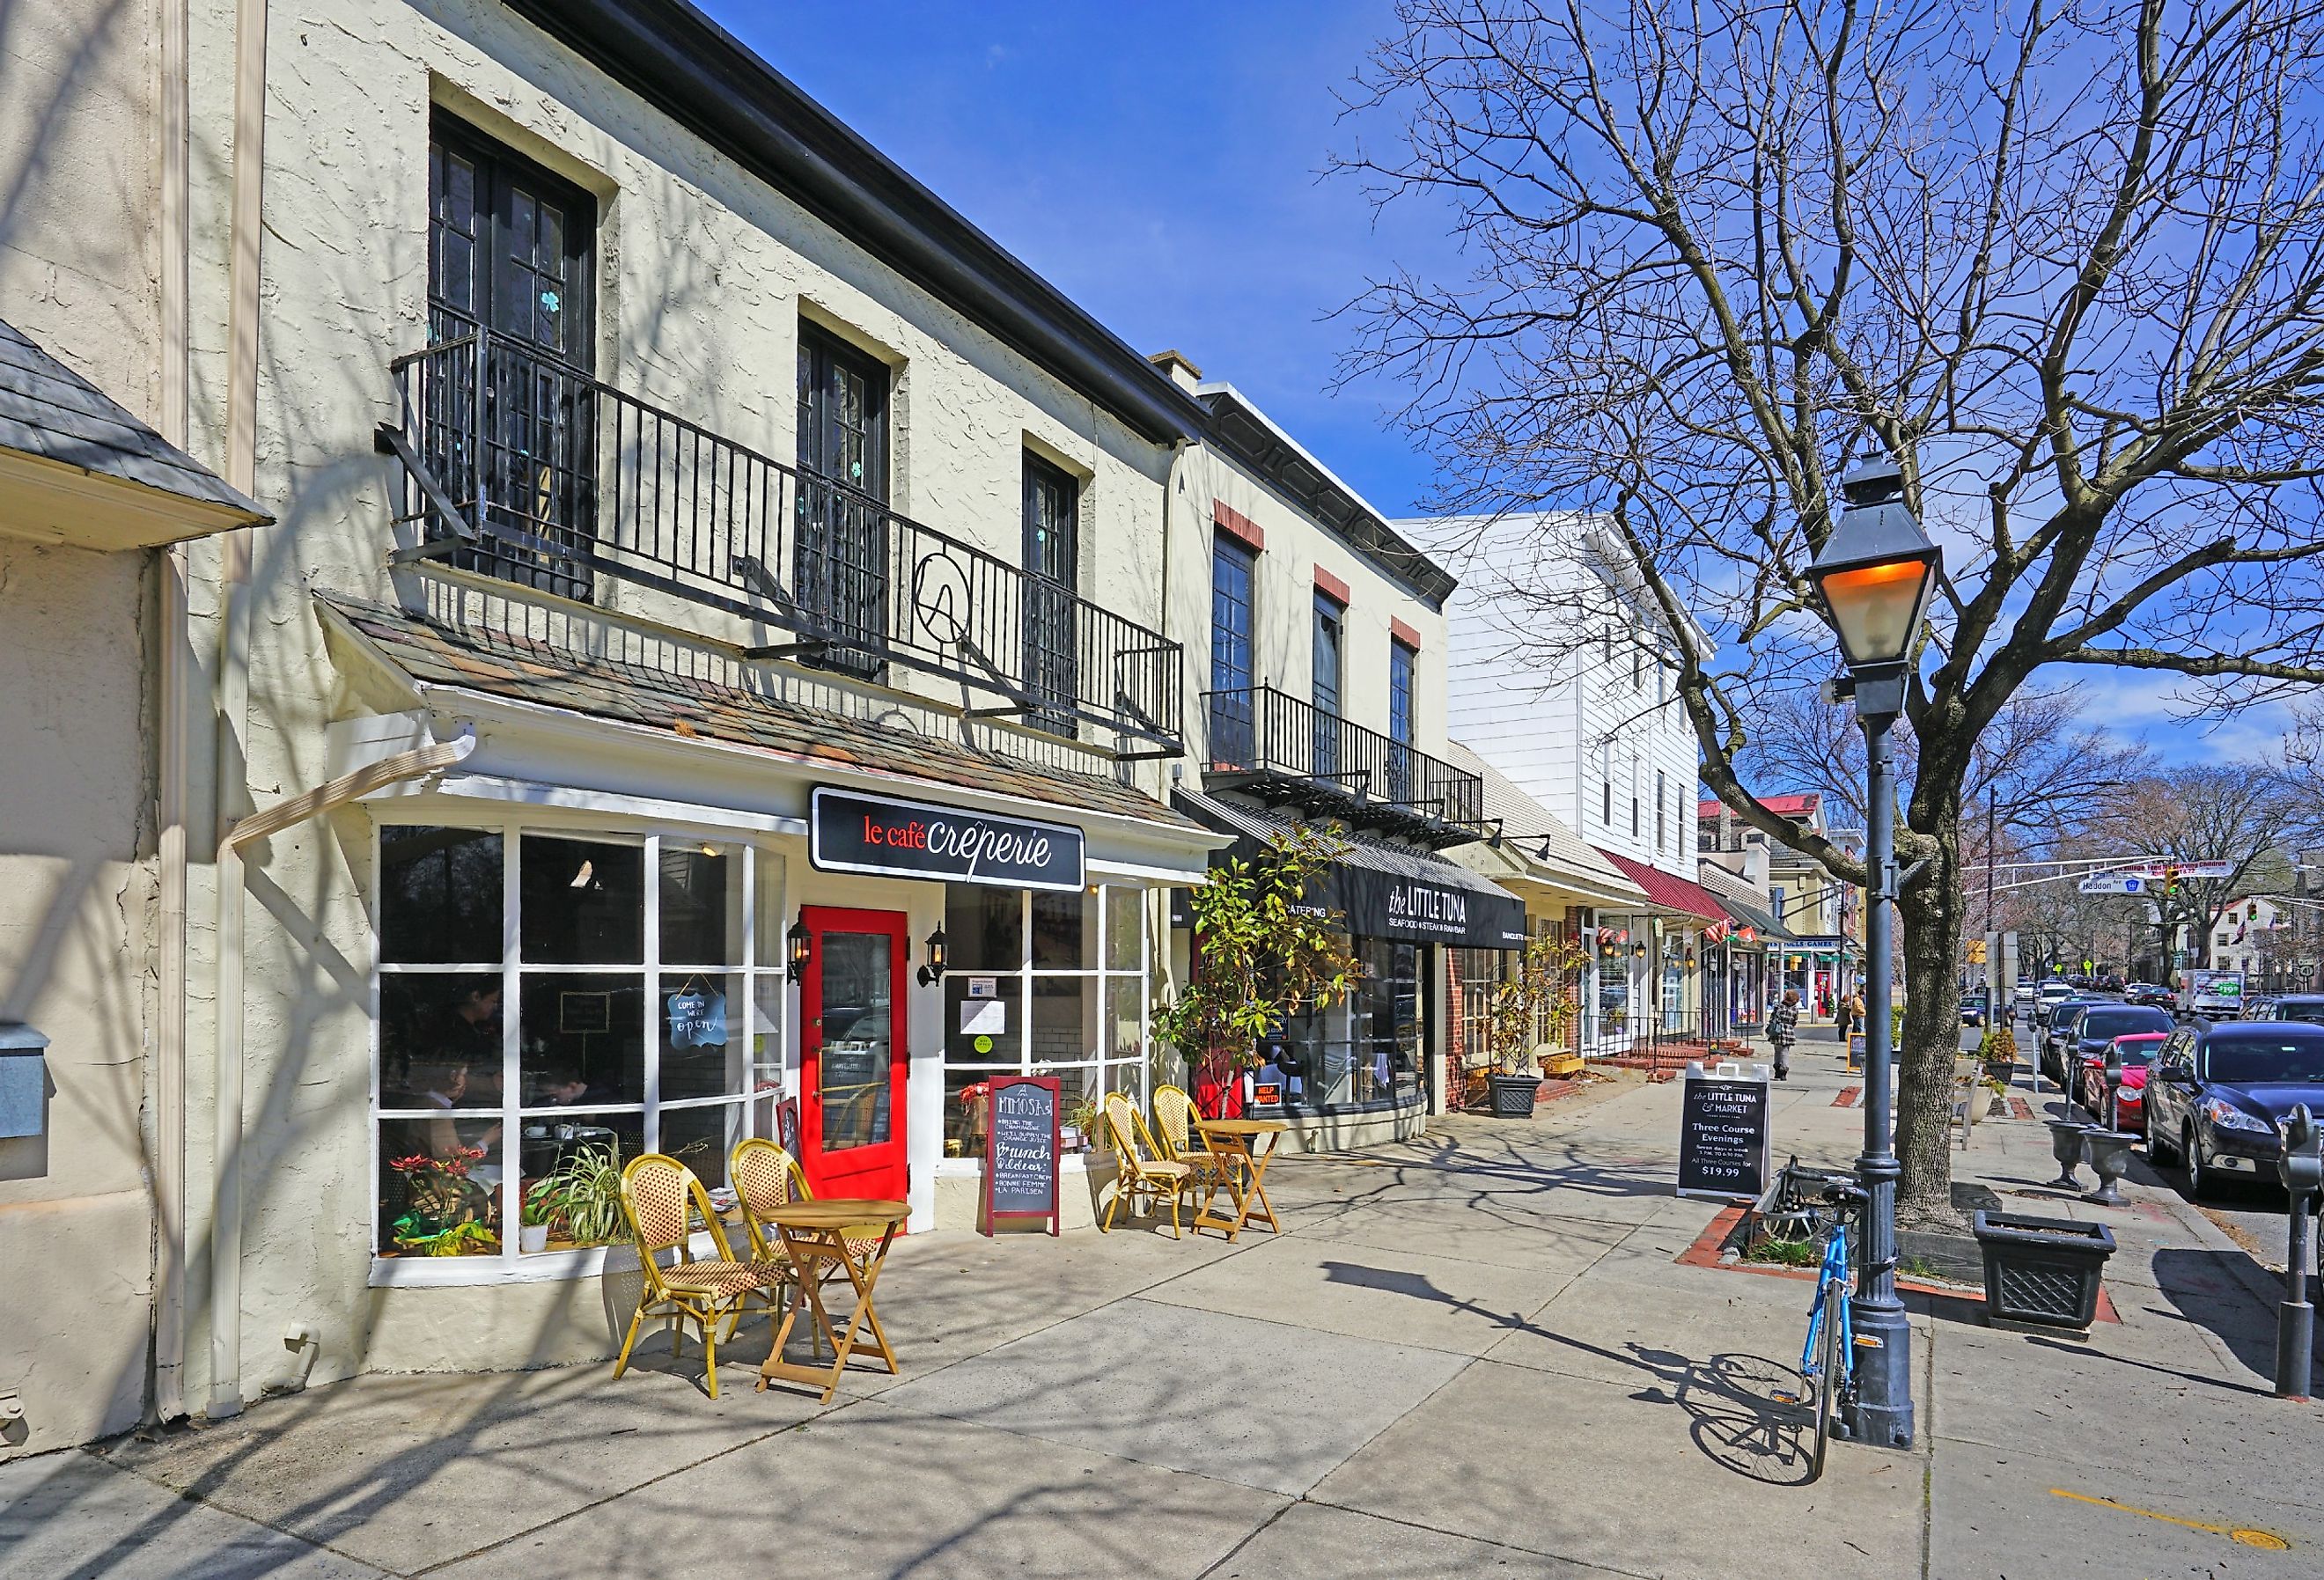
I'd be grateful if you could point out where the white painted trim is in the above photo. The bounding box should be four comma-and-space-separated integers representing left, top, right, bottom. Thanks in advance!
1087, 855, 1210, 886
367, 1232, 717, 1289
409, 683, 1217, 849
376, 771, 810, 839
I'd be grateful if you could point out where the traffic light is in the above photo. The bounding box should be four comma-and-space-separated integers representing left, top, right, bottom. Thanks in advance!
1967, 939, 1988, 964
2163, 862, 2181, 895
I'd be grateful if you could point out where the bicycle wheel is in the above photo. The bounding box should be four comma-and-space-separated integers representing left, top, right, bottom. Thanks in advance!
1810, 1288, 1845, 1481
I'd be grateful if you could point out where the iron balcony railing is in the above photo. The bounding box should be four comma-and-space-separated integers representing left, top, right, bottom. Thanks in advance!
1202, 684, 1484, 845
378, 326, 1184, 750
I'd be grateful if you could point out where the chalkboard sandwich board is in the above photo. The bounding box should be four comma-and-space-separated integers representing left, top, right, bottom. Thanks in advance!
982, 1074, 1061, 1237
1676, 1071, 1771, 1202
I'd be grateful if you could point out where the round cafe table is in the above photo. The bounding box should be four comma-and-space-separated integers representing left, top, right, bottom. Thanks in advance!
753, 1197, 910, 1404
1191, 1118, 1288, 1240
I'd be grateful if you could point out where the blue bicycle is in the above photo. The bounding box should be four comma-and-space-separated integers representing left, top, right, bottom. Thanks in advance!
1790, 1171, 1867, 1481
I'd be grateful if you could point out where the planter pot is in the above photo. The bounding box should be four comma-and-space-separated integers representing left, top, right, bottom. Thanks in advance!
1487, 1074, 1541, 1118
1965, 1084, 1995, 1126
1539, 1053, 1585, 1079
1972, 1210, 2116, 1328
518, 1224, 550, 1254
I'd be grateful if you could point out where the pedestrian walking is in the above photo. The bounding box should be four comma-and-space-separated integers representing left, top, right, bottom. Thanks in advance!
1768, 989, 1800, 1081
1834, 991, 1854, 1044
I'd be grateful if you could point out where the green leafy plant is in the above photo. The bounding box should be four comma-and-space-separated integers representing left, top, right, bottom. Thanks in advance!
533, 1142, 626, 1246
1482, 932, 1593, 1076
518, 1179, 560, 1230
1152, 825, 1361, 1110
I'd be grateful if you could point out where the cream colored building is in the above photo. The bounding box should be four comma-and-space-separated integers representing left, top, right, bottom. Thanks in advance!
0, 0, 1529, 1455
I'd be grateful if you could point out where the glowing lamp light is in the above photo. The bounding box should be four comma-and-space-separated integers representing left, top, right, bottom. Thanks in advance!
1806, 458, 1942, 674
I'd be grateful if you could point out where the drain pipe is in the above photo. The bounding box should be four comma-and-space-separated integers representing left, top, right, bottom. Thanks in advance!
206, 0, 268, 1422
152, 0, 192, 1426
207, 725, 474, 1415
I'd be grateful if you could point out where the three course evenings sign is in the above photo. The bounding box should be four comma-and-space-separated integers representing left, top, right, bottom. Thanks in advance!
1676, 1070, 1772, 1202
982, 1074, 1061, 1237
810, 787, 1085, 892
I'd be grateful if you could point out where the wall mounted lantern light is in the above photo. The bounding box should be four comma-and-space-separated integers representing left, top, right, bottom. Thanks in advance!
917, 924, 949, 987
786, 916, 813, 977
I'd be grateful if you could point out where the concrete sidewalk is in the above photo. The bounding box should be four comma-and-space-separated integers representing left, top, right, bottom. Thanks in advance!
4, 1046, 2315, 1579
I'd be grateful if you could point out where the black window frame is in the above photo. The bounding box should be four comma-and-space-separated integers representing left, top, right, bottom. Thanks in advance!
1311, 587, 1344, 780
795, 324, 893, 677
427, 113, 599, 600
1020, 452, 1081, 736
1208, 531, 1259, 767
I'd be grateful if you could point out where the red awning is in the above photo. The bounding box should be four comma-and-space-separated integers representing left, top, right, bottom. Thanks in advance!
1593, 849, 1734, 924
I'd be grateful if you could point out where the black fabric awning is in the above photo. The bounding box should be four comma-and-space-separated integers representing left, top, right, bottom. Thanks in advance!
1173, 788, 1529, 950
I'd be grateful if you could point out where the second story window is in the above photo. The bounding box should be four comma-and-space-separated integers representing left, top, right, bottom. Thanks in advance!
797, 327, 890, 677
1657, 770, 1667, 854
1021, 453, 1079, 734
1209, 533, 1258, 767
428, 114, 596, 600
1386, 636, 1416, 803
1311, 590, 1343, 778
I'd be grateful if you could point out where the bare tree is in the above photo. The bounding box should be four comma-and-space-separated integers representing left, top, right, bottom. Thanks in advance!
2100, 765, 2304, 966
1337, 0, 2324, 1217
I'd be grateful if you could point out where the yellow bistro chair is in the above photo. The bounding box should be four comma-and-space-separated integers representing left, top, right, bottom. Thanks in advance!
1151, 1084, 1233, 1193
611, 1152, 784, 1400
1099, 1091, 1192, 1238
729, 1137, 897, 1371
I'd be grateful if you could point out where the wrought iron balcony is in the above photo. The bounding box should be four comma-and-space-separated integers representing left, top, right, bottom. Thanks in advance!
377, 327, 1184, 751
1201, 686, 1484, 847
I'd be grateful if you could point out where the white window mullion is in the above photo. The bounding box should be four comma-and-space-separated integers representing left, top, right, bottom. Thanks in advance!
500, 816, 521, 1266
643, 834, 662, 1154
740, 844, 757, 1137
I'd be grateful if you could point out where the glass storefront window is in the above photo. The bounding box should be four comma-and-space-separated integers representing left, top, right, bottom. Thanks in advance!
939, 883, 1151, 1162
375, 825, 772, 1265
1260, 935, 1423, 1115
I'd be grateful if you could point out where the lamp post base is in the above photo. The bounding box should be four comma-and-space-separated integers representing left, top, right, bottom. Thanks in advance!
1843, 1295, 1916, 1449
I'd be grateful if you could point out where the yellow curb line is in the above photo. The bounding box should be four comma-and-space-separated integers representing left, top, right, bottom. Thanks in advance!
2048, 1488, 2291, 1550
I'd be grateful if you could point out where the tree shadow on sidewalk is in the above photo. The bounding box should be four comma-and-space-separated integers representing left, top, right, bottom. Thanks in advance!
1319, 1260, 1823, 1486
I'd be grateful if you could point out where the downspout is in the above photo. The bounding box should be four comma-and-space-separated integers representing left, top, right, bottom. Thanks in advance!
152, 0, 191, 1426
208, 0, 267, 1422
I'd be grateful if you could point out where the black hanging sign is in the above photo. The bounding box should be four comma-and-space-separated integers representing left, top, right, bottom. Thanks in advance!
982, 1074, 1061, 1236
811, 786, 1085, 892
1675, 1071, 1772, 1201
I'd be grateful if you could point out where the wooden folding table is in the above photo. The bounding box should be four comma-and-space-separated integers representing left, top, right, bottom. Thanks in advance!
753, 1197, 910, 1403
1191, 1117, 1288, 1240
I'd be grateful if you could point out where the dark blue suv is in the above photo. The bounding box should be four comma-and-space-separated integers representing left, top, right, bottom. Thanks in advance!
2144, 1021, 2324, 1197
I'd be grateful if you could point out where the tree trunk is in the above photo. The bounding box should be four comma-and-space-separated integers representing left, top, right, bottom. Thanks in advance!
1895, 829, 1964, 1224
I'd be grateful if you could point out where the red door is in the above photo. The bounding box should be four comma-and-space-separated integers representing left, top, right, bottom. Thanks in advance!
799, 906, 908, 1202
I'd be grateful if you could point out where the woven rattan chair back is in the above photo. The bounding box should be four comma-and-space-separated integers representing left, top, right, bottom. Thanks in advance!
1151, 1084, 1199, 1162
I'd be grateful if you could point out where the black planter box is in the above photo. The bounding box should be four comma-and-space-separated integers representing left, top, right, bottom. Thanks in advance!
1971, 1210, 2115, 1328
1487, 1074, 1541, 1118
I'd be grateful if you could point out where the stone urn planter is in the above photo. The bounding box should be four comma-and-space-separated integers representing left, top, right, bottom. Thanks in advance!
2045, 1120, 2094, 1189
2081, 1130, 2140, 1207
1487, 1074, 1541, 1118
1965, 1083, 1995, 1127
1972, 1211, 2116, 1329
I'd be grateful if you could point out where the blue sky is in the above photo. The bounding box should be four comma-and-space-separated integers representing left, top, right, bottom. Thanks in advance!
709, 0, 1446, 517
713, 2, 2291, 769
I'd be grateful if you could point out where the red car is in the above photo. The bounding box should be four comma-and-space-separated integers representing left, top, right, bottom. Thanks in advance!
2076, 1033, 2168, 1131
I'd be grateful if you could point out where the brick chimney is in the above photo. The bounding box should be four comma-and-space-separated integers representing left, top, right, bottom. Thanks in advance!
1148, 349, 1202, 393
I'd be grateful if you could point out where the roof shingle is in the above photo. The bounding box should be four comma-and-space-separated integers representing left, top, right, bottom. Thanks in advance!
319, 593, 1197, 834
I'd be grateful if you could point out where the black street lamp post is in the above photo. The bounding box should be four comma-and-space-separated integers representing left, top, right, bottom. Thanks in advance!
1805, 455, 1940, 1452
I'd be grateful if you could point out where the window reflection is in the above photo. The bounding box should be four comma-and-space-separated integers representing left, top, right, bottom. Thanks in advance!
519, 971, 645, 1105
521, 835, 644, 964
380, 827, 504, 964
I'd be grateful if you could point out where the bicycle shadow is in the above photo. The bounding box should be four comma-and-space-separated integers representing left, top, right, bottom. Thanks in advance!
1318, 1260, 1823, 1486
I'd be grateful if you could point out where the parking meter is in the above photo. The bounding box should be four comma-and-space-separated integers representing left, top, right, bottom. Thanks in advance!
2273, 1105, 2320, 1399
2103, 1042, 2125, 1129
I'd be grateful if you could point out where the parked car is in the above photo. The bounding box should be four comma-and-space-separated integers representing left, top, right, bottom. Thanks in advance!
2039, 998, 2108, 1084
1959, 991, 1989, 1028
2125, 982, 2175, 1010
2059, 1003, 2174, 1083
2243, 994, 2324, 1026
2011, 982, 2037, 1014
2034, 980, 2076, 1022
2144, 1020, 2324, 1196
2074, 1032, 2170, 1131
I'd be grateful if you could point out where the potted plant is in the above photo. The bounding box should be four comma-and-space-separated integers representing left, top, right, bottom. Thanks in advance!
1063, 1091, 1105, 1155
1981, 1025, 2019, 1084
1482, 932, 1592, 1117
386, 1145, 495, 1254
1153, 825, 1360, 1119
532, 1141, 626, 1248
518, 1180, 558, 1253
